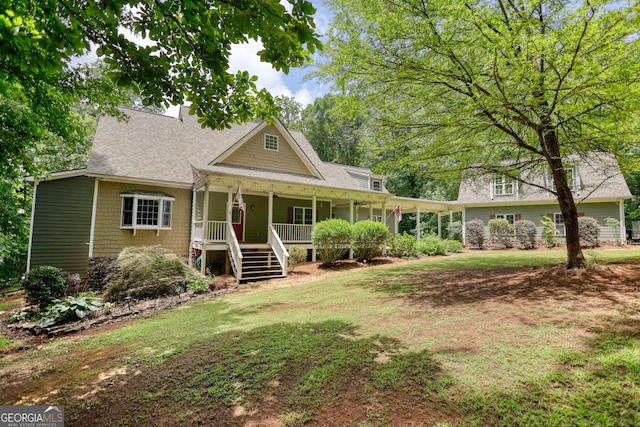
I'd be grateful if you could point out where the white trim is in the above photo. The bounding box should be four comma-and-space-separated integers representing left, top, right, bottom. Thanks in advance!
619, 198, 626, 244
264, 133, 279, 151
120, 193, 175, 231
88, 173, 193, 189
492, 174, 515, 196
293, 206, 313, 225
26, 181, 38, 273
24, 169, 88, 183
88, 179, 99, 258
371, 179, 382, 192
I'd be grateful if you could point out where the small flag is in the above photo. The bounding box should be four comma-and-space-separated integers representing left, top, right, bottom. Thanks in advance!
395, 205, 402, 222
234, 184, 244, 212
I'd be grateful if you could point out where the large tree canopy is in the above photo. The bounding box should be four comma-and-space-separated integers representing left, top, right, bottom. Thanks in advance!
322, 0, 640, 268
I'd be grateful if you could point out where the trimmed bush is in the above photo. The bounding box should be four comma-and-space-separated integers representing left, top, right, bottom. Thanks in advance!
442, 239, 463, 253
389, 232, 417, 258
578, 216, 601, 247
448, 221, 463, 242
287, 245, 308, 271
353, 220, 390, 262
489, 218, 514, 248
104, 246, 199, 302
312, 219, 353, 266
417, 235, 446, 256
465, 219, 485, 249
21, 266, 67, 309
515, 219, 537, 249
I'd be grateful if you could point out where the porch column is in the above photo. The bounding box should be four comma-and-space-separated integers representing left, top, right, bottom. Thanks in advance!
201, 180, 210, 275
416, 207, 421, 241
312, 195, 317, 261
381, 201, 387, 255
189, 188, 196, 267
227, 186, 233, 224
619, 199, 626, 244
268, 192, 274, 244
369, 205, 373, 220
437, 213, 442, 239
349, 200, 354, 259
394, 205, 399, 236
462, 205, 467, 246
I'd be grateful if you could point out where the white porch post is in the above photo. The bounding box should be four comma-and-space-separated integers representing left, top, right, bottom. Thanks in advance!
349, 199, 354, 259
201, 180, 210, 275
381, 201, 387, 255
462, 205, 467, 247
437, 213, 442, 239
369, 205, 373, 220
189, 187, 196, 267
619, 199, 626, 245
227, 186, 233, 223
268, 192, 274, 244
312, 195, 317, 261
394, 205, 399, 235
88, 179, 99, 259
416, 207, 421, 241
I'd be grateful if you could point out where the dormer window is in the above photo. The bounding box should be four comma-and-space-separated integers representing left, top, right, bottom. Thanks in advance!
264, 134, 279, 151
547, 166, 578, 192
371, 179, 382, 192
493, 174, 514, 196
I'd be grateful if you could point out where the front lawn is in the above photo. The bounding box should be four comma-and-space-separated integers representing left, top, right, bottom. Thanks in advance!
1, 248, 639, 426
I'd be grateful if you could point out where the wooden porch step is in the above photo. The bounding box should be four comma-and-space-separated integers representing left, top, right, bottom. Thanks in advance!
238, 248, 284, 283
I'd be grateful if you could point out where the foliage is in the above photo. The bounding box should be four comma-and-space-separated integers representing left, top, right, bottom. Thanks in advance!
311, 219, 353, 266
515, 220, 537, 250
275, 96, 303, 128
287, 245, 308, 272
465, 219, 485, 249
39, 295, 102, 328
448, 221, 463, 243
352, 220, 390, 262
540, 215, 559, 248
323, 0, 640, 268
488, 218, 514, 248
416, 235, 446, 257
0, 180, 29, 285
441, 239, 463, 254
389, 232, 417, 258
578, 216, 601, 248
187, 279, 211, 295
21, 266, 67, 309
605, 217, 621, 244
104, 246, 198, 302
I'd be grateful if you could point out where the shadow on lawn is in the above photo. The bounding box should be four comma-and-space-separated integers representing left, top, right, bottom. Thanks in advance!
63, 320, 457, 427
355, 261, 640, 309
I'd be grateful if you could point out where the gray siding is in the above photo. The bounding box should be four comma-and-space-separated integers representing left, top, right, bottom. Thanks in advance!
465, 202, 622, 242
30, 176, 95, 276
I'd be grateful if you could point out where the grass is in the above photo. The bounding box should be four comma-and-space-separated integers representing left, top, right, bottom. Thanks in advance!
1, 248, 640, 426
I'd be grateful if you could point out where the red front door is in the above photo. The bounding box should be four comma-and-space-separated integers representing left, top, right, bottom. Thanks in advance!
231, 203, 245, 242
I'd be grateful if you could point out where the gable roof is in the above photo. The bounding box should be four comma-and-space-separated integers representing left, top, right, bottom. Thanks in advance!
457, 153, 631, 205
87, 107, 388, 195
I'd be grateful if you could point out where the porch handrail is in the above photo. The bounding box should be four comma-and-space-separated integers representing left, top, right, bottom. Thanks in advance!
206, 220, 226, 242
227, 221, 243, 282
273, 223, 313, 242
269, 226, 289, 277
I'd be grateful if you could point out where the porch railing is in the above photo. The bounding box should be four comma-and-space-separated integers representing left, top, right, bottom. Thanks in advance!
193, 220, 227, 242
227, 221, 243, 282
270, 226, 289, 277
273, 223, 313, 243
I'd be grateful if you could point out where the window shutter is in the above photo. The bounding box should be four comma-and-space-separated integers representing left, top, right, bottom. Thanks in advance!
489, 214, 496, 219
287, 207, 293, 224
515, 214, 522, 221
547, 213, 554, 220
577, 212, 585, 217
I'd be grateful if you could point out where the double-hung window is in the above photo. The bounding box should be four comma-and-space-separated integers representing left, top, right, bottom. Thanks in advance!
293, 207, 313, 225
547, 166, 578, 192
121, 191, 174, 232
554, 213, 566, 236
493, 174, 514, 196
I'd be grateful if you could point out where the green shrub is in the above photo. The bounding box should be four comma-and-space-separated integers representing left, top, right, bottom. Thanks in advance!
104, 246, 198, 302
605, 217, 621, 245
39, 295, 102, 327
441, 239, 463, 253
353, 220, 390, 262
187, 278, 211, 295
312, 219, 353, 266
465, 219, 485, 249
448, 221, 463, 242
540, 215, 558, 248
417, 235, 446, 256
514, 219, 537, 249
389, 232, 417, 258
21, 266, 67, 309
287, 245, 308, 272
489, 218, 514, 248
578, 216, 601, 247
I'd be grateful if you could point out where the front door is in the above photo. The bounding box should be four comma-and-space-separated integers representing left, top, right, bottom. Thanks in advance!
231, 203, 245, 242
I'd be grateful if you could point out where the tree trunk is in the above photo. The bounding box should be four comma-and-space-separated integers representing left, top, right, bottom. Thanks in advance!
544, 136, 586, 269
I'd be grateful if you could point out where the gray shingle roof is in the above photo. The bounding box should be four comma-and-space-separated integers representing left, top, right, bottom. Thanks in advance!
87, 107, 387, 195
457, 153, 631, 204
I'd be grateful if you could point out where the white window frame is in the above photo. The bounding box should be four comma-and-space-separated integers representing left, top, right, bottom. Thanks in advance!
371, 179, 382, 192
495, 214, 516, 235
372, 214, 383, 223
493, 174, 514, 196
120, 194, 174, 232
264, 134, 279, 151
554, 213, 566, 236
293, 206, 313, 225
547, 166, 578, 192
